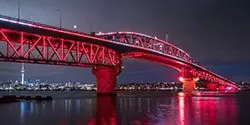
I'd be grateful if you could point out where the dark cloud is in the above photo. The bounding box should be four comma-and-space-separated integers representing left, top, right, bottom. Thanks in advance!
0, 0, 249, 82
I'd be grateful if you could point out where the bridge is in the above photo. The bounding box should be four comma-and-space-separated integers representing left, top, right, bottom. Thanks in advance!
0, 15, 239, 94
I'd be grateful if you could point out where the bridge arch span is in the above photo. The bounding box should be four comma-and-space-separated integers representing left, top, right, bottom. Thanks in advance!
96, 32, 192, 64
96, 32, 240, 92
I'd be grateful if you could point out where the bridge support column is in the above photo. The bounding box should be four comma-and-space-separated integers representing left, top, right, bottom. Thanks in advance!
92, 65, 121, 95
207, 83, 218, 91
228, 87, 238, 92
182, 78, 196, 92
218, 85, 226, 91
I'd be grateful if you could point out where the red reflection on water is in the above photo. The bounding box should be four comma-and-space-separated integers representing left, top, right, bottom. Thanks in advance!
178, 93, 238, 125
179, 96, 185, 125
178, 94, 194, 125
87, 96, 118, 125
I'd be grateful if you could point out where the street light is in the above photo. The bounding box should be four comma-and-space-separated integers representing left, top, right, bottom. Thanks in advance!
73, 25, 77, 29
17, 0, 20, 20
55, 9, 62, 29
86, 15, 92, 33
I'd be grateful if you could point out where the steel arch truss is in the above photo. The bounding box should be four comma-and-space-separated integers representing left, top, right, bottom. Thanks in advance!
0, 28, 120, 67
96, 32, 192, 63
180, 68, 239, 88
196, 70, 238, 88
96, 32, 238, 89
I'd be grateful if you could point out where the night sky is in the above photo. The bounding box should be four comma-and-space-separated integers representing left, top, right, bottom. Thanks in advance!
0, 0, 249, 83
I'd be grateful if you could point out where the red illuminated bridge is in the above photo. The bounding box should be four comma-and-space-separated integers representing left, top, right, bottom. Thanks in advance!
0, 15, 239, 94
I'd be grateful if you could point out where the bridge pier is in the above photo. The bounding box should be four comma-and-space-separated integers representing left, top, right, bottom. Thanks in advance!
218, 85, 238, 92
181, 78, 196, 92
92, 64, 121, 95
207, 83, 218, 91
218, 85, 226, 91
228, 87, 238, 92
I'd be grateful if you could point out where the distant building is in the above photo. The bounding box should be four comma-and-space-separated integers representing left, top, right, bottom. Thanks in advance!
21, 63, 25, 85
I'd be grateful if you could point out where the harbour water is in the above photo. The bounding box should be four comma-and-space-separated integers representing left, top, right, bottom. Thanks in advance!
0, 91, 249, 125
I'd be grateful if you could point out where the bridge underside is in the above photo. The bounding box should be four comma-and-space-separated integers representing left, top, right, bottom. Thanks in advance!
122, 52, 239, 93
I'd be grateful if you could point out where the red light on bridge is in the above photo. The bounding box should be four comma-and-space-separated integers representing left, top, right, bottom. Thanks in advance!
194, 77, 199, 82
179, 77, 184, 82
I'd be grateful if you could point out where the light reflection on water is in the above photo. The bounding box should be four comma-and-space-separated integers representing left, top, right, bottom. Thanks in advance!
0, 91, 245, 125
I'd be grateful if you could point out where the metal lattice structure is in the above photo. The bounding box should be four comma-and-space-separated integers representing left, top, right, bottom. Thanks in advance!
96, 32, 192, 63
0, 28, 120, 67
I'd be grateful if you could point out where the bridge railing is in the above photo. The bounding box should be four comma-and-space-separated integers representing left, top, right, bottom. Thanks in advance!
0, 15, 90, 36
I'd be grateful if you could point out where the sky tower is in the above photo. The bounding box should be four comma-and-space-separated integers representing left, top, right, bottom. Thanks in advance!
21, 63, 24, 85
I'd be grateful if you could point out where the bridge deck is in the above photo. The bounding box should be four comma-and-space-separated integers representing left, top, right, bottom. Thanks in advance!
0, 15, 191, 65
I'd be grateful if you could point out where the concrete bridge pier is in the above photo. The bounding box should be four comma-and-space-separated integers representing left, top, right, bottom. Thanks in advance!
218, 85, 237, 92
207, 83, 218, 91
92, 64, 121, 95
180, 69, 198, 92
181, 78, 197, 92
218, 85, 226, 91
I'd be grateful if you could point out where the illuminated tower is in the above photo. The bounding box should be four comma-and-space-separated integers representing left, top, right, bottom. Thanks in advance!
21, 63, 24, 85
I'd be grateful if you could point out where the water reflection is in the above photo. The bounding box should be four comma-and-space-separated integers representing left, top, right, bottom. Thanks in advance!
0, 92, 240, 125
119, 94, 238, 125
20, 101, 26, 124
87, 96, 118, 125
179, 96, 185, 125
176, 95, 238, 125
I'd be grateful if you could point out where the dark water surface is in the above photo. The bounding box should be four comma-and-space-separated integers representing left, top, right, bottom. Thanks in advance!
0, 91, 250, 125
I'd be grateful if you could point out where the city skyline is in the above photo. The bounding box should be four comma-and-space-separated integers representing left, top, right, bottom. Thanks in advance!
0, 0, 249, 82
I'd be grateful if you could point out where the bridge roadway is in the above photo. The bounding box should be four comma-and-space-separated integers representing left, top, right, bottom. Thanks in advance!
0, 15, 240, 94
